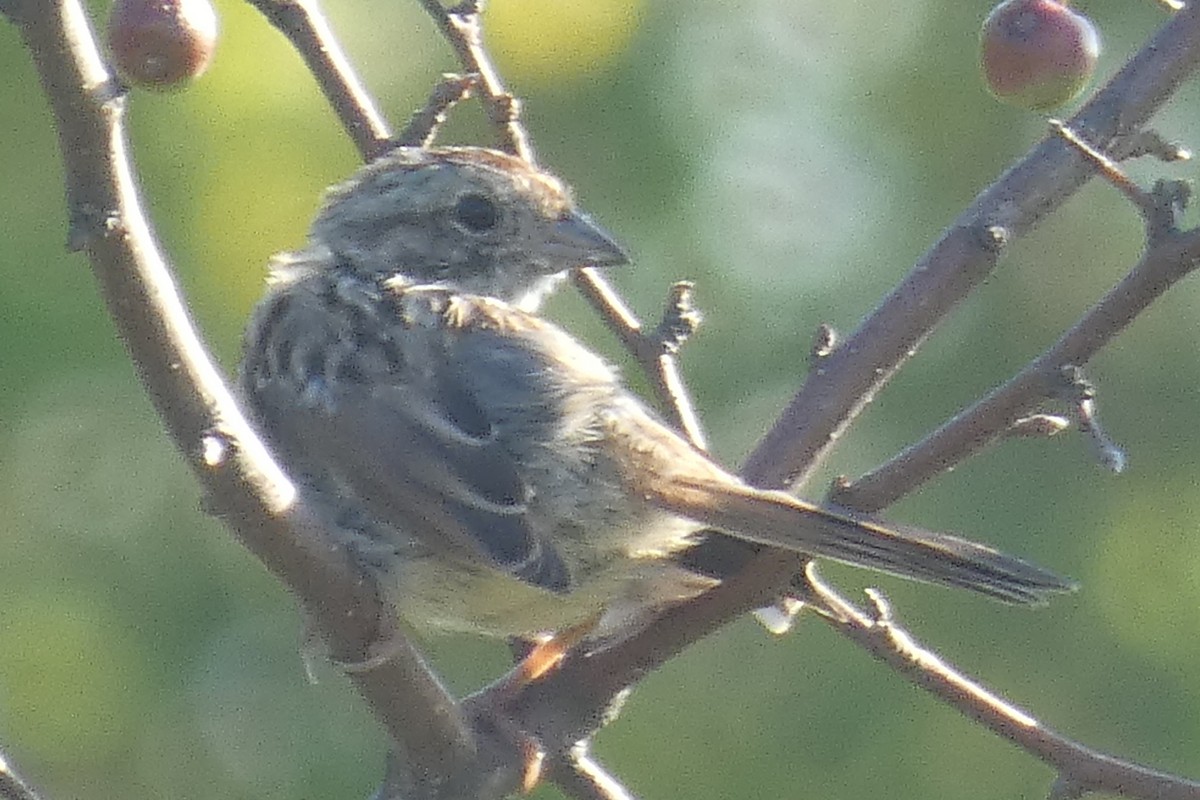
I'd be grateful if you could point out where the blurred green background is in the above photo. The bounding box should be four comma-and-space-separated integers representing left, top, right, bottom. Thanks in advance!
2, 1, 1199, 798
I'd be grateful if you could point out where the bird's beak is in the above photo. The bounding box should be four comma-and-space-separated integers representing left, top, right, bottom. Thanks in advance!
548, 211, 630, 269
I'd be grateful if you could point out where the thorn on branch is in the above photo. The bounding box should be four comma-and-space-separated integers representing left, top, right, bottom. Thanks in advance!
751, 597, 807, 635
200, 430, 230, 467
653, 281, 702, 355
1077, 396, 1127, 474
1112, 129, 1193, 164
1052, 119, 1153, 209
863, 587, 894, 625
979, 223, 1009, 254
1007, 414, 1071, 439
1051, 120, 1192, 241
810, 323, 838, 365
1059, 365, 1127, 474
66, 203, 121, 252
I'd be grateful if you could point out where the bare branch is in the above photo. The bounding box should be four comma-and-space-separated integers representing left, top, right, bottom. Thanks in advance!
740, 1, 1200, 492
1059, 366, 1127, 474
804, 572, 1200, 800
571, 272, 710, 449
837, 188, 1200, 513
415, 0, 533, 162
12, 0, 1200, 797
395, 72, 477, 148
246, 0, 393, 160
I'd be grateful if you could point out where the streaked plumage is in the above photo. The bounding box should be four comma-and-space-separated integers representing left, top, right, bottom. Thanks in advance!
240, 146, 1074, 639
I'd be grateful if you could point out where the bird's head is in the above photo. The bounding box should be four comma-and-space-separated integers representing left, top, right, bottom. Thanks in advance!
309, 146, 628, 309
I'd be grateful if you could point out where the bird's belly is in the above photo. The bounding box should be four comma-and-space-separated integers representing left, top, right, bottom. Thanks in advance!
391, 512, 713, 639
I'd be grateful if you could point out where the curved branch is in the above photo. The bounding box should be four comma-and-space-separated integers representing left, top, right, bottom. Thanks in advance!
3, 2, 488, 796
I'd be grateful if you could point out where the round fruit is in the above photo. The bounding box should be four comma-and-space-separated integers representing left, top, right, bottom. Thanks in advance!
980, 0, 1100, 111
107, 0, 219, 90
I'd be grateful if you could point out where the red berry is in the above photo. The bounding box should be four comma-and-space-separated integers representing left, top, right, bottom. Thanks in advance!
980, 0, 1100, 111
107, 0, 219, 90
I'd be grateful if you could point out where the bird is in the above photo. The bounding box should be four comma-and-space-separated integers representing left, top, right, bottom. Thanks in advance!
238, 146, 1074, 644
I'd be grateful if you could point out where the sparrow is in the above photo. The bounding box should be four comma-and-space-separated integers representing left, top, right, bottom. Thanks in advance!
239, 146, 1073, 641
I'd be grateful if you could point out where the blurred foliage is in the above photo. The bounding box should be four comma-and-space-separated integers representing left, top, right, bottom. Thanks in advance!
2, 0, 1199, 798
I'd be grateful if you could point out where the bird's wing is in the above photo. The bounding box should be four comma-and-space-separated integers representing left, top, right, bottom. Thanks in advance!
247, 344, 572, 596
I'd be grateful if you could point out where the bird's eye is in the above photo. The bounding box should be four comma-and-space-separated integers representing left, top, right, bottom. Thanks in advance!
453, 193, 500, 233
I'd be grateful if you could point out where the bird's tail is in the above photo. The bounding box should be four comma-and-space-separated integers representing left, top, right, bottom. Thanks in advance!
649, 477, 1075, 605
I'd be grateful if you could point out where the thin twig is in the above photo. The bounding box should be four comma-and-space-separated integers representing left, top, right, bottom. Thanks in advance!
838, 128, 1198, 508
246, 0, 392, 160
415, 0, 533, 162
1059, 365, 1127, 474
739, 1, 1200, 492
1052, 119, 1159, 219
836, 202, 1200, 513
395, 72, 477, 148
1006, 413, 1071, 440
571, 271, 709, 448
415, 0, 710, 450
805, 573, 1200, 800
1111, 128, 1192, 163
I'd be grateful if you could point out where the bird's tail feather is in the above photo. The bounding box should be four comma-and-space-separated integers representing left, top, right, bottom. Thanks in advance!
649, 477, 1075, 605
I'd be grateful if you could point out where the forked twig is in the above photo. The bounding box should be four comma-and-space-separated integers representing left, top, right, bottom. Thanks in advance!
414, 0, 711, 451
738, 4, 1200, 492
836, 152, 1200, 513
395, 72, 477, 148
